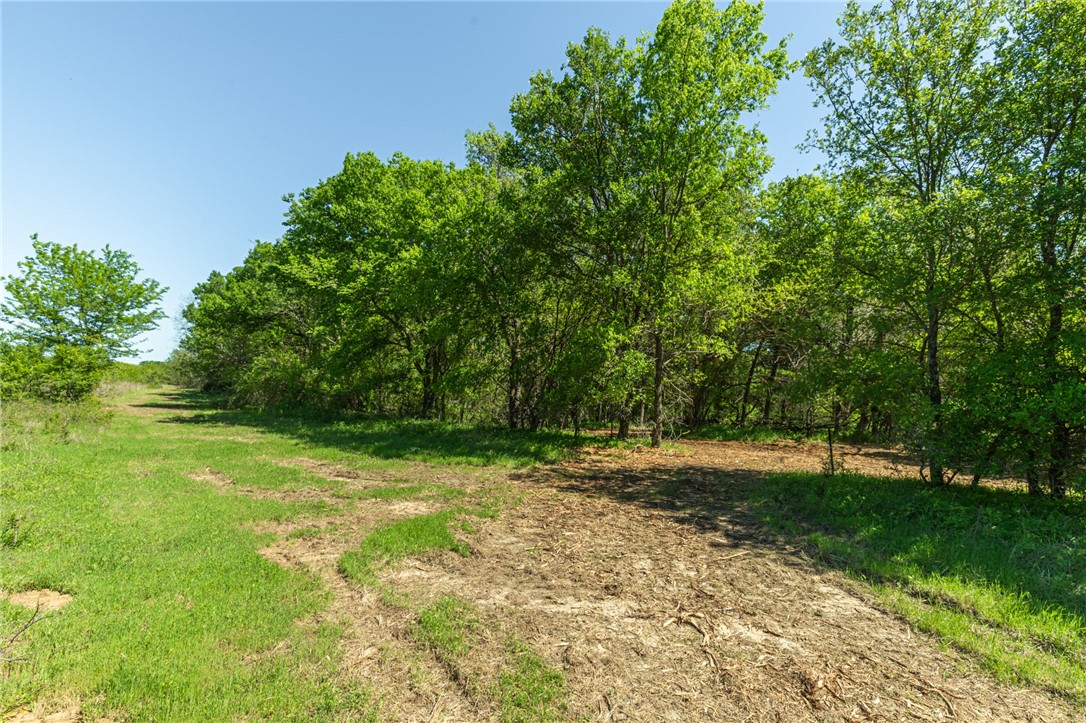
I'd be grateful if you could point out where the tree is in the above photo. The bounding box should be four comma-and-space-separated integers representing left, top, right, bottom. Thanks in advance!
510, 0, 789, 446
2, 235, 167, 360
972, 0, 1086, 496
804, 0, 999, 483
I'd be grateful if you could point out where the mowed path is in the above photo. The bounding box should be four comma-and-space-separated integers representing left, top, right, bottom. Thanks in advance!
111, 394, 1080, 721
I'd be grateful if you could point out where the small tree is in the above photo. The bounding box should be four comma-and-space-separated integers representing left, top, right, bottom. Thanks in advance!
1, 236, 166, 400
2, 235, 166, 359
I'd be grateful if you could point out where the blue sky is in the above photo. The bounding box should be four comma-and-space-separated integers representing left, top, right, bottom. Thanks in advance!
3, 1, 844, 361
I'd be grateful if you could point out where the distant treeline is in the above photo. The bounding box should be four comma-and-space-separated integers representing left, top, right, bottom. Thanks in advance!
178, 0, 1084, 496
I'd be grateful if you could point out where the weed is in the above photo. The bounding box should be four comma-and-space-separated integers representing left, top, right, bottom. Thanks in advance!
1, 511, 32, 548
0, 397, 111, 450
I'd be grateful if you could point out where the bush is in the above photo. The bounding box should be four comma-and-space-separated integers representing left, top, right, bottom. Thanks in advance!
103, 360, 171, 386
0, 396, 111, 450
0, 341, 109, 402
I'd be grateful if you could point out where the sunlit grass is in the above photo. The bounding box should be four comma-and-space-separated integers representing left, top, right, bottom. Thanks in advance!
744, 471, 1086, 700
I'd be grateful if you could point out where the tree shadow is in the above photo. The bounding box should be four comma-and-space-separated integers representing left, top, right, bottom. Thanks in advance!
131, 389, 226, 413
155, 391, 595, 466
515, 455, 1086, 634
151, 390, 1084, 631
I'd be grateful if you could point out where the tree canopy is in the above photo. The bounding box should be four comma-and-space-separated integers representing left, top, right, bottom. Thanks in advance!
2, 235, 166, 359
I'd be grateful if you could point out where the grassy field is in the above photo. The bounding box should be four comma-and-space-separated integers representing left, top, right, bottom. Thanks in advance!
0, 388, 577, 720
2, 387, 1083, 718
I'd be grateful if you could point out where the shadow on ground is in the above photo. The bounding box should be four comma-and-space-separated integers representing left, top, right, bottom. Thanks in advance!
518, 454, 1086, 647
151, 390, 594, 466
151, 389, 1086, 638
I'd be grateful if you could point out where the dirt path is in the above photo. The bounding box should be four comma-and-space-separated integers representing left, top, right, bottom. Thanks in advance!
254, 441, 1076, 721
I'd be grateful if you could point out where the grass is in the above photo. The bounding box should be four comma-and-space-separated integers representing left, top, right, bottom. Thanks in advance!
335, 483, 467, 502
411, 596, 567, 721
0, 387, 416, 719
156, 388, 600, 467
0, 396, 112, 451
498, 639, 567, 723
685, 423, 822, 443
414, 596, 478, 660
1, 387, 581, 718
744, 471, 1086, 700
338, 510, 472, 586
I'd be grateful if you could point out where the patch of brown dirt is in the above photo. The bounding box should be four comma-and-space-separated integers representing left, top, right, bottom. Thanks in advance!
187, 469, 347, 504
1, 590, 72, 612
3, 706, 81, 723
253, 497, 488, 721
276, 457, 393, 484
681, 438, 915, 478
370, 445, 1079, 722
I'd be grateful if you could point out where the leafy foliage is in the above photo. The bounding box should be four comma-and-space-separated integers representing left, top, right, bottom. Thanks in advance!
1, 237, 166, 402
2, 236, 165, 359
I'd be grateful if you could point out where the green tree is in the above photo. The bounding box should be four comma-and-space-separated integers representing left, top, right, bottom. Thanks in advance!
511, 0, 789, 446
2, 235, 166, 360
805, 0, 999, 482
971, 0, 1086, 496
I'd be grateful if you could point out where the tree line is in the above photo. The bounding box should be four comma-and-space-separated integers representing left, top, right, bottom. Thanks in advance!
178, 0, 1084, 495
5, 0, 1080, 496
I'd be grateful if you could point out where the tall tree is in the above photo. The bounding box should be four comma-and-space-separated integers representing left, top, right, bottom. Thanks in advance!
636, 0, 789, 446
511, 0, 788, 446
804, 0, 999, 482
978, 0, 1086, 495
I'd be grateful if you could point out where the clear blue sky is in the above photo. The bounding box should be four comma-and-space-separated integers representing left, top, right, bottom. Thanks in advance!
3, 1, 844, 361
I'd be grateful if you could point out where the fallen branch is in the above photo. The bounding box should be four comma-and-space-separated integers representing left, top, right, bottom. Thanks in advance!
1, 602, 48, 663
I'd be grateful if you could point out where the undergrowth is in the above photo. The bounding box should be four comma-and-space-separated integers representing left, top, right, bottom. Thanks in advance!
0, 397, 111, 450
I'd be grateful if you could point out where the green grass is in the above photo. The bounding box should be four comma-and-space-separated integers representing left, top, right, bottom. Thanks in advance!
414, 596, 478, 660
498, 640, 567, 723
0, 387, 575, 719
411, 597, 567, 721
744, 472, 1086, 700
335, 483, 467, 502
152, 388, 614, 467
338, 510, 472, 586
685, 423, 822, 443
0, 387, 418, 719
0, 396, 112, 451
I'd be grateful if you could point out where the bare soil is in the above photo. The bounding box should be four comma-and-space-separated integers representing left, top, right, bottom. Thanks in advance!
238, 440, 1078, 722
0, 590, 72, 613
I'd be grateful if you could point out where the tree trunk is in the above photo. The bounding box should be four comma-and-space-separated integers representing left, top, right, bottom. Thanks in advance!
760, 352, 780, 424
651, 330, 665, 449
737, 340, 763, 426
926, 302, 946, 485
618, 391, 633, 441
506, 320, 521, 430
1041, 222, 1068, 498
